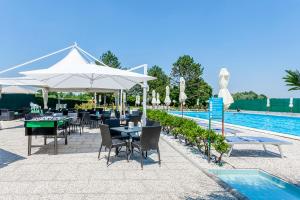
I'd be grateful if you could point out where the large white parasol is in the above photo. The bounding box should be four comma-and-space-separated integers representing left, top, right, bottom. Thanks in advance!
289, 97, 293, 108
266, 98, 270, 108
151, 90, 156, 106
156, 92, 161, 105
1, 85, 37, 95
218, 68, 234, 109
164, 86, 171, 106
20, 48, 155, 91
179, 77, 187, 104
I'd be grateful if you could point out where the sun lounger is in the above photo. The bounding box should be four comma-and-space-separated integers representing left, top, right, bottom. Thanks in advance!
226, 136, 292, 158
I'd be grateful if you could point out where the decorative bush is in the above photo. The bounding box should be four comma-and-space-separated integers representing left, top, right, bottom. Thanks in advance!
147, 109, 230, 164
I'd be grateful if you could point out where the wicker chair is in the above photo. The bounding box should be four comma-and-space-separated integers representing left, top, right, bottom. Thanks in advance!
132, 126, 161, 169
98, 124, 129, 165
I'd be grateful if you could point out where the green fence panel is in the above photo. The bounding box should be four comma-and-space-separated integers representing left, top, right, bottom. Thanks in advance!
0, 94, 86, 110
229, 98, 300, 113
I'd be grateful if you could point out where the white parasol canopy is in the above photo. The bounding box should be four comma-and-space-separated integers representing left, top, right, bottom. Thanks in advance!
164, 86, 171, 106
20, 48, 155, 91
151, 90, 156, 105
179, 77, 187, 104
289, 97, 293, 108
1, 85, 37, 94
218, 68, 234, 109
156, 92, 161, 105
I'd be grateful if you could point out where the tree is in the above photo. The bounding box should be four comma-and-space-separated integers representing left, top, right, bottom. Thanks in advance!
283, 69, 300, 91
147, 65, 170, 103
170, 55, 212, 107
232, 91, 267, 100
96, 50, 121, 69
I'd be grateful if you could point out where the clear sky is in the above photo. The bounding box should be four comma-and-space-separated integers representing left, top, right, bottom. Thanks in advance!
0, 0, 300, 97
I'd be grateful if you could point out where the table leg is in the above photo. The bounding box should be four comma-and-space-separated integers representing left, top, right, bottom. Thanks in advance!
44, 137, 47, 145
54, 136, 58, 155
28, 136, 32, 156
65, 134, 68, 145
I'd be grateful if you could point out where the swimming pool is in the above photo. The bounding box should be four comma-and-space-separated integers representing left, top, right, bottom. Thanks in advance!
209, 169, 300, 200
171, 111, 300, 137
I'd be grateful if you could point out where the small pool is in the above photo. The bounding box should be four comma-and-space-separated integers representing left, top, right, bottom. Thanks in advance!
171, 111, 300, 137
209, 169, 300, 200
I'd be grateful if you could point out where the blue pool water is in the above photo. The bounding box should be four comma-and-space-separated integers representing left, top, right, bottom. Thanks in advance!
171, 111, 300, 137
209, 169, 300, 200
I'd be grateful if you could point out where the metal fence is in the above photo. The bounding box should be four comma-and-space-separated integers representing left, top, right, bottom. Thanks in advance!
229, 98, 300, 113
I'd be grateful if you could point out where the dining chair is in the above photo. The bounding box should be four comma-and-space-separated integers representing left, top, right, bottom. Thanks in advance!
132, 126, 161, 169
98, 124, 129, 165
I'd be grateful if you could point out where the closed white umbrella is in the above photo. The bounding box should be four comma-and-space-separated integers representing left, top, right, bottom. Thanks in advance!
164, 86, 171, 106
266, 98, 270, 108
179, 77, 187, 104
156, 93, 161, 106
151, 90, 156, 107
218, 68, 234, 109
196, 98, 199, 106
135, 95, 140, 106
42, 88, 49, 109
289, 97, 293, 108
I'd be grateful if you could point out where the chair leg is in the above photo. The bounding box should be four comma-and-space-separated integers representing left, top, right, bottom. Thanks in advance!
126, 145, 129, 162
140, 149, 144, 169
107, 147, 112, 165
98, 144, 102, 159
157, 147, 161, 166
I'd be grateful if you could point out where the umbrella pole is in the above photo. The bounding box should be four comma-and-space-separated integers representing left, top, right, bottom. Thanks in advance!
181, 103, 183, 117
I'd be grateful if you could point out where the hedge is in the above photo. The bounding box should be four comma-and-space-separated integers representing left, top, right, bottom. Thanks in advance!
147, 109, 230, 164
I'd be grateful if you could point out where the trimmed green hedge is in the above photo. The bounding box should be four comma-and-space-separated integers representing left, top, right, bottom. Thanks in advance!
147, 110, 230, 164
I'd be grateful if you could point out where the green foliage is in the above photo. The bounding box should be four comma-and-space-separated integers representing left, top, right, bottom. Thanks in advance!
147, 110, 230, 163
283, 69, 300, 91
170, 55, 212, 107
97, 50, 121, 69
148, 65, 170, 103
232, 91, 267, 100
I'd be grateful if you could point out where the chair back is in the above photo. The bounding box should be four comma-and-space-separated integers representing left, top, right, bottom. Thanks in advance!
146, 120, 160, 126
140, 126, 161, 151
81, 112, 91, 125
127, 115, 141, 126
99, 124, 112, 147
104, 118, 120, 127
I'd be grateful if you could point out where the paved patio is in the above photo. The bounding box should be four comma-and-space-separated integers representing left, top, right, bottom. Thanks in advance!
0, 120, 236, 200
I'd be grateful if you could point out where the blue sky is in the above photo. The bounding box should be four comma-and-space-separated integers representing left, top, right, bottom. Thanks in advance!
0, 0, 300, 97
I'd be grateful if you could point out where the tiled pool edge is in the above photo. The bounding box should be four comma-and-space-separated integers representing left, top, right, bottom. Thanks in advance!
160, 135, 247, 200
171, 113, 300, 141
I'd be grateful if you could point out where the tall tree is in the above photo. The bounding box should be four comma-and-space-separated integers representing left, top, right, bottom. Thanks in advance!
148, 65, 170, 103
283, 69, 300, 91
96, 50, 121, 69
170, 55, 212, 106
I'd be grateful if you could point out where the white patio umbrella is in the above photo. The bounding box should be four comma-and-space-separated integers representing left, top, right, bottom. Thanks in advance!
289, 97, 293, 108
135, 95, 140, 106
196, 98, 200, 106
1, 85, 37, 95
156, 93, 161, 106
179, 77, 187, 104
267, 98, 270, 108
218, 68, 234, 109
151, 90, 156, 107
42, 88, 49, 109
164, 86, 171, 107
20, 48, 155, 91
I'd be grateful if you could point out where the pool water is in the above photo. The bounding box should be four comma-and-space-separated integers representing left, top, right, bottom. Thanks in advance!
171, 111, 300, 137
209, 169, 300, 200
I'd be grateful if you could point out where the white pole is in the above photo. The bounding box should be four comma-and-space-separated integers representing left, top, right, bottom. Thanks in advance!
120, 89, 123, 118
142, 64, 148, 126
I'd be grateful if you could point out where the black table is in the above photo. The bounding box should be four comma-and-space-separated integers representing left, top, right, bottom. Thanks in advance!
110, 126, 142, 158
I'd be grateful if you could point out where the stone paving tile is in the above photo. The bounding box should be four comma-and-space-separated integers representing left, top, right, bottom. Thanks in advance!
0, 121, 236, 200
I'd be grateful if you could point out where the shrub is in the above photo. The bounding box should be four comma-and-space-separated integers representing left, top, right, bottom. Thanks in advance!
147, 109, 230, 163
